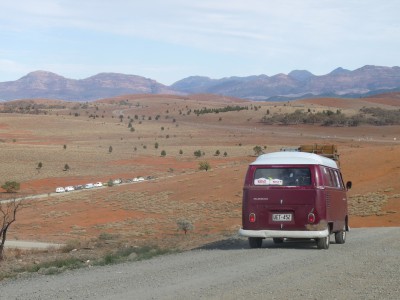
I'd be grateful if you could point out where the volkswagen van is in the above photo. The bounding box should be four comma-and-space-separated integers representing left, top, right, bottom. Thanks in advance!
239, 151, 351, 249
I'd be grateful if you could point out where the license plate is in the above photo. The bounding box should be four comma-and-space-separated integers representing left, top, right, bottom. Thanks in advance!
272, 213, 292, 222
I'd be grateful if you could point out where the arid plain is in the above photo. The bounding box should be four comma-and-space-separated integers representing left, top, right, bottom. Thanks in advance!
1, 93, 399, 259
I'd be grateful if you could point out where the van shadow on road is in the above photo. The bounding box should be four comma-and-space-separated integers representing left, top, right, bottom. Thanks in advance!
195, 237, 328, 251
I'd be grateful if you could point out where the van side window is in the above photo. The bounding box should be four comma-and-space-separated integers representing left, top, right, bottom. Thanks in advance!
324, 167, 343, 189
333, 170, 344, 189
323, 167, 334, 187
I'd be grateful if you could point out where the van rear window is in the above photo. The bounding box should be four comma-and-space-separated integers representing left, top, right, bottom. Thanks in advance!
254, 168, 311, 186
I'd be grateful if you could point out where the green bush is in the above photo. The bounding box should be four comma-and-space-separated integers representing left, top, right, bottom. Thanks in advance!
199, 161, 211, 171
1, 181, 20, 193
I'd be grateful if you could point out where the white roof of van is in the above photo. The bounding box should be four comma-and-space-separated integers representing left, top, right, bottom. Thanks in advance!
251, 152, 338, 169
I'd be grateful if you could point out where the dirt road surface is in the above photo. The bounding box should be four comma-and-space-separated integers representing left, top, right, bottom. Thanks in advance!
4, 240, 64, 249
1, 227, 399, 300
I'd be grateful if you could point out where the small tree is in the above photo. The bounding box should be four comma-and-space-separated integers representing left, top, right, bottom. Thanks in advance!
177, 219, 193, 235
1, 181, 20, 193
199, 161, 211, 171
37, 162, 43, 173
253, 145, 264, 156
214, 150, 220, 156
179, 149, 183, 155
161, 150, 166, 157
63, 144, 67, 150
109, 146, 113, 154
0, 199, 22, 260
155, 142, 159, 149
63, 164, 70, 171
194, 150, 202, 158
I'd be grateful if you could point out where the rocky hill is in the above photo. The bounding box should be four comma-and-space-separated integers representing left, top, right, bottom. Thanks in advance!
1, 65, 400, 101
0, 71, 179, 101
172, 65, 400, 100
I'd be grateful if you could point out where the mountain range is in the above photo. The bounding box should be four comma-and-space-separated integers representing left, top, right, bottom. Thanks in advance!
1, 65, 400, 102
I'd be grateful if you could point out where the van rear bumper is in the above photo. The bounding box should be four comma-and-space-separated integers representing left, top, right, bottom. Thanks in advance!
239, 228, 329, 239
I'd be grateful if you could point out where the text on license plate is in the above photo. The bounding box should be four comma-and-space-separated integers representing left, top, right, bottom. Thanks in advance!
272, 214, 292, 222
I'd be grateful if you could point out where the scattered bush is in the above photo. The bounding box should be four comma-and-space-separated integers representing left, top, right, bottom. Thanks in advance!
253, 146, 263, 156
177, 219, 194, 235
199, 161, 211, 171
1, 181, 20, 193
194, 150, 202, 158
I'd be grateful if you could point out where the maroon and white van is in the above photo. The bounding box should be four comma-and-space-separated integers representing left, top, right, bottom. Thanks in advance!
239, 151, 352, 249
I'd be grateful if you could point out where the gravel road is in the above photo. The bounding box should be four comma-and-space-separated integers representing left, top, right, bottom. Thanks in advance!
1, 227, 399, 300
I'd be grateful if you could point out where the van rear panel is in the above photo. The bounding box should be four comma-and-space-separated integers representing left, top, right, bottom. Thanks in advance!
243, 187, 317, 231
242, 164, 325, 231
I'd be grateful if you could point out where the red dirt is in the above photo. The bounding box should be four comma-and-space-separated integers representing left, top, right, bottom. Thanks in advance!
2, 95, 400, 247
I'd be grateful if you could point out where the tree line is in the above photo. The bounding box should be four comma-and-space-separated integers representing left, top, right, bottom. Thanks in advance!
261, 107, 400, 126
194, 105, 248, 116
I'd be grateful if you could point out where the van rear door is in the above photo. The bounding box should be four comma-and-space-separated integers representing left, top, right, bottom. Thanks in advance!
243, 165, 317, 231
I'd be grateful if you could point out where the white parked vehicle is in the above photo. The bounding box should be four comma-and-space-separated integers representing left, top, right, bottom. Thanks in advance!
85, 183, 94, 189
113, 179, 122, 185
94, 182, 103, 187
56, 187, 65, 193
64, 186, 75, 192
137, 177, 145, 182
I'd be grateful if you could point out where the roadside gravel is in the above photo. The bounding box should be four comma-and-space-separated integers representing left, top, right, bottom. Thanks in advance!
1, 227, 399, 299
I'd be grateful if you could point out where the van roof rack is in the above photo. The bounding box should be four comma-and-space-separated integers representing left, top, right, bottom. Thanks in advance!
281, 144, 340, 164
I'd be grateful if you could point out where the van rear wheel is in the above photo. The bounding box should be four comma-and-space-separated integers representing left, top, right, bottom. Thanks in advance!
335, 230, 346, 244
316, 235, 330, 249
249, 237, 263, 248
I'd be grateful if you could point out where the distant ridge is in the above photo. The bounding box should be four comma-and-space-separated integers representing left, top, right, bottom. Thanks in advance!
1, 65, 400, 102
0, 71, 179, 101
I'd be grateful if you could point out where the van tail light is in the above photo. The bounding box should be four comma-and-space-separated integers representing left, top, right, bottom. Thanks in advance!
249, 213, 256, 223
308, 212, 316, 224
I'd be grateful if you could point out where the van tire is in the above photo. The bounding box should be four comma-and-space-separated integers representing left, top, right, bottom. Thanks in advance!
273, 238, 284, 244
335, 230, 346, 244
316, 235, 330, 249
249, 237, 263, 248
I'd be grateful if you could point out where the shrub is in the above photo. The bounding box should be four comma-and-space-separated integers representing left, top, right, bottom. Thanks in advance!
253, 145, 263, 156
194, 150, 202, 158
199, 161, 211, 171
1, 181, 20, 193
177, 219, 194, 235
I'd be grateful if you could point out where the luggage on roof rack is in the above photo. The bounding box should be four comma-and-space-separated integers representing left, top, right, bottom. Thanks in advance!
299, 144, 339, 163
280, 144, 339, 164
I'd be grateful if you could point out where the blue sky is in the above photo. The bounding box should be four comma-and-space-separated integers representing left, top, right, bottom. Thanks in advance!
0, 0, 399, 85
